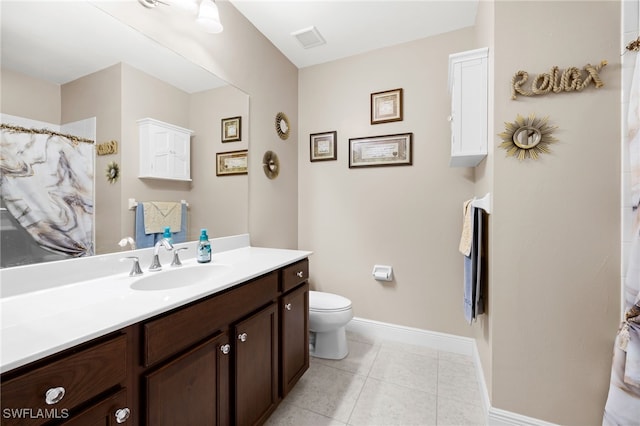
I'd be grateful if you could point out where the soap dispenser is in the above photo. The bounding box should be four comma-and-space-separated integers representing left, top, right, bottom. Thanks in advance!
197, 229, 212, 263
163, 226, 172, 244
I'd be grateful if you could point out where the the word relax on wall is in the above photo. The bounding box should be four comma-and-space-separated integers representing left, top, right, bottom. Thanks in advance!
511, 60, 608, 100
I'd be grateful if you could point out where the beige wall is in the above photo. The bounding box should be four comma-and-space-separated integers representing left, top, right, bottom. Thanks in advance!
62, 64, 122, 254
489, 1, 620, 424
299, 1, 620, 424
298, 27, 478, 337
472, 0, 495, 399
1, 69, 61, 123
96, 0, 300, 249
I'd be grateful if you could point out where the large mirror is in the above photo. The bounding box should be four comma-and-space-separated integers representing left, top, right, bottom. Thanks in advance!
1, 1, 249, 268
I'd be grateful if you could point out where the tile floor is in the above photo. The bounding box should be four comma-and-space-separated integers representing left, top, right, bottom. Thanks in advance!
266, 331, 487, 426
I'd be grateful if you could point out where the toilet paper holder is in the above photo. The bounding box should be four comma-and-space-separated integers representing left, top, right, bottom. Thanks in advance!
372, 264, 393, 281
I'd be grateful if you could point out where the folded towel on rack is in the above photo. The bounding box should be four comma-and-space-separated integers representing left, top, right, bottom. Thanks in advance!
135, 203, 187, 249
463, 206, 485, 324
459, 199, 474, 256
143, 201, 182, 234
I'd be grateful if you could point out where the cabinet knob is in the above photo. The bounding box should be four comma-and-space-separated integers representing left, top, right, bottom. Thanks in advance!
447, 115, 454, 122
285, 303, 292, 311
220, 344, 231, 355
44, 386, 65, 405
296, 271, 304, 278
237, 332, 248, 342
114, 407, 131, 424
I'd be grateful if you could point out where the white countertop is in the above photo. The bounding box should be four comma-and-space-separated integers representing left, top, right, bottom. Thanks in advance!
0, 235, 311, 373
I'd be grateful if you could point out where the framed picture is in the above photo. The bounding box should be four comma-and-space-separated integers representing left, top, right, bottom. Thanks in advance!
310, 131, 337, 162
349, 133, 413, 168
216, 150, 248, 176
221, 116, 242, 142
371, 88, 403, 124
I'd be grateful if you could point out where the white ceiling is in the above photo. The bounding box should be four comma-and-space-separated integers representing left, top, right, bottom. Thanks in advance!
229, 0, 479, 68
1, 1, 478, 92
1, 1, 227, 93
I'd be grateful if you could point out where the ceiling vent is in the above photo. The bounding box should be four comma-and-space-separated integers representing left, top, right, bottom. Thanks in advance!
291, 26, 326, 49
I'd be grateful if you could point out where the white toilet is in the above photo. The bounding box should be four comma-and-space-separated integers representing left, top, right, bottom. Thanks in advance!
309, 291, 353, 360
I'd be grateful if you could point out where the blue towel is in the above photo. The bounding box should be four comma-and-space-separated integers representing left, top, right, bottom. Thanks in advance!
135, 203, 187, 249
463, 206, 484, 324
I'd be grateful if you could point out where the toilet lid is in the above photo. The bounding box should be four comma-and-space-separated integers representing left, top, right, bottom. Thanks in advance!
309, 291, 352, 312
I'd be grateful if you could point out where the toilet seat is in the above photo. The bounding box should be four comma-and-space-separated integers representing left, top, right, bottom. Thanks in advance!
309, 291, 352, 313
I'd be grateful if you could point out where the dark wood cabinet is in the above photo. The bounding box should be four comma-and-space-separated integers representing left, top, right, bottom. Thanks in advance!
1, 334, 129, 426
234, 304, 279, 426
1, 258, 309, 426
280, 282, 309, 397
61, 388, 129, 426
145, 332, 230, 426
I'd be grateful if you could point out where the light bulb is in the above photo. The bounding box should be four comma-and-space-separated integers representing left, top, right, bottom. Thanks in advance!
197, 0, 223, 34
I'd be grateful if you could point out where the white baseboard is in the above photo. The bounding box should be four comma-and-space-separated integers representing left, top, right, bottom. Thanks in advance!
346, 317, 558, 426
347, 317, 475, 356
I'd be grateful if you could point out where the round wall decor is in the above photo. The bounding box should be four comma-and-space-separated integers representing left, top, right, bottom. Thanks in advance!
275, 112, 290, 140
498, 113, 557, 160
106, 161, 120, 183
262, 151, 280, 179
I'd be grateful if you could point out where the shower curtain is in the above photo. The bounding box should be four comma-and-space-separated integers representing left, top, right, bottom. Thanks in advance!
602, 53, 640, 424
0, 124, 95, 259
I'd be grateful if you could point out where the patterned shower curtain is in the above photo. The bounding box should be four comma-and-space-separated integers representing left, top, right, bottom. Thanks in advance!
602, 53, 640, 424
0, 124, 95, 258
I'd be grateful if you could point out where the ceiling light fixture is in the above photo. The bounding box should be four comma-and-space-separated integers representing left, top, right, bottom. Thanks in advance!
197, 0, 224, 34
137, 0, 222, 34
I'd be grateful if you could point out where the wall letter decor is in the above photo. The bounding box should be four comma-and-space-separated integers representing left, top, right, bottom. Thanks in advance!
511, 60, 607, 100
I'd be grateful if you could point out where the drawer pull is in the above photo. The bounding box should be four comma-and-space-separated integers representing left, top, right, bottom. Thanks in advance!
115, 407, 131, 424
44, 386, 65, 405
296, 271, 304, 278
238, 332, 248, 342
220, 344, 231, 355
285, 303, 292, 311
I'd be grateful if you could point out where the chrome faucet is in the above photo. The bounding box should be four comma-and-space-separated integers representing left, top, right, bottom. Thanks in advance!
149, 238, 174, 272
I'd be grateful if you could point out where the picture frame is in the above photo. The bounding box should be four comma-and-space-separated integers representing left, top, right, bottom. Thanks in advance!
371, 88, 403, 124
216, 150, 248, 176
310, 131, 338, 162
349, 133, 413, 168
221, 116, 242, 142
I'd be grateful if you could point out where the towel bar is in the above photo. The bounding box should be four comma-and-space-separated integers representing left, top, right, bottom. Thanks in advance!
471, 193, 491, 214
128, 198, 189, 210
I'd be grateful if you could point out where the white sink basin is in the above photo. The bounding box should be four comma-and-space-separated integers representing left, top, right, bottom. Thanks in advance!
130, 264, 231, 291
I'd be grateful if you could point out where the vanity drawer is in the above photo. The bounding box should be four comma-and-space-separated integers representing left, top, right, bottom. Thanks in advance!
144, 271, 278, 367
1, 334, 127, 425
281, 259, 309, 293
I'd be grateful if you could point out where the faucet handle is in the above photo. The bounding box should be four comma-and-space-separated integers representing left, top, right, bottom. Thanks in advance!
120, 256, 143, 276
171, 247, 189, 267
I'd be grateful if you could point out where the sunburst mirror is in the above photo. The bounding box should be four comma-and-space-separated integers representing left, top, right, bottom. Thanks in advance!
498, 114, 557, 160
106, 161, 120, 184
275, 112, 290, 140
262, 150, 280, 179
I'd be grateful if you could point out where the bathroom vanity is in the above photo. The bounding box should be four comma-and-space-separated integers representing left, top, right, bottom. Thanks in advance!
0, 237, 310, 425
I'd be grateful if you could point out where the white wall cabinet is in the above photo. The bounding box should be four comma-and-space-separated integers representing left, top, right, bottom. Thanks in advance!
448, 47, 488, 167
138, 118, 194, 181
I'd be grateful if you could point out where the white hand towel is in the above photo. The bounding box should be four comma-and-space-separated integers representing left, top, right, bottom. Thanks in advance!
459, 199, 474, 256
142, 201, 182, 234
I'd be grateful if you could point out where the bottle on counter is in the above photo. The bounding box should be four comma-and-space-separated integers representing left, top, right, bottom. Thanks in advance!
197, 229, 212, 263
163, 226, 172, 243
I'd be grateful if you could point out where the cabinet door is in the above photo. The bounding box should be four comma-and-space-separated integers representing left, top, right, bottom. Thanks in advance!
449, 47, 488, 167
170, 131, 190, 180
234, 304, 278, 426
281, 282, 309, 397
145, 332, 230, 426
62, 388, 130, 426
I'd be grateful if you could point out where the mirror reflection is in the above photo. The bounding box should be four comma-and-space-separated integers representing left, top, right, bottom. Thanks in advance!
1, 1, 249, 268
513, 126, 542, 149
